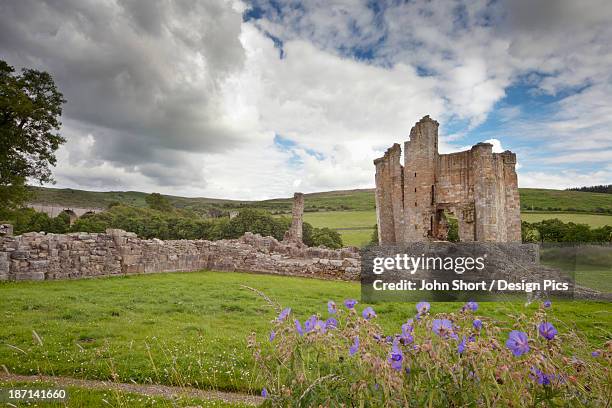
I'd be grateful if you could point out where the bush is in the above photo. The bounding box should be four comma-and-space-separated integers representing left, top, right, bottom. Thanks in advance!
310, 227, 343, 249
251, 301, 610, 407
522, 219, 612, 243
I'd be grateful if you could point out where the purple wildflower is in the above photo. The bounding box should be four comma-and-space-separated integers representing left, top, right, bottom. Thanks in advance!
538, 322, 557, 340
506, 330, 530, 356
294, 319, 304, 336
261, 388, 268, 398
530, 367, 553, 386
327, 300, 337, 314
269, 331, 276, 342
362, 306, 376, 320
432, 319, 453, 338
325, 317, 338, 329
473, 319, 482, 330
344, 299, 358, 309
416, 301, 431, 314
313, 319, 327, 334
304, 315, 317, 332
543, 300, 552, 308
388, 341, 403, 371
464, 301, 478, 312
401, 322, 414, 334
277, 307, 291, 322
458, 337, 467, 354
349, 336, 359, 356
591, 350, 601, 357
399, 331, 414, 345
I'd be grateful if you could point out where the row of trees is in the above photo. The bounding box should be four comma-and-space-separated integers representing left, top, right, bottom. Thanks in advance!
2, 205, 344, 249
566, 184, 612, 194
522, 219, 612, 243
368, 218, 611, 245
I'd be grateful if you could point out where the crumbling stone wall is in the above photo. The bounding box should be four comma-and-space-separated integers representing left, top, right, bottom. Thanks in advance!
0, 230, 360, 282
375, 116, 521, 244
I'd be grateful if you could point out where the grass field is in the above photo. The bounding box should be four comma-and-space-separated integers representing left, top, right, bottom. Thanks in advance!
305, 210, 612, 248
521, 212, 612, 227
1, 271, 610, 397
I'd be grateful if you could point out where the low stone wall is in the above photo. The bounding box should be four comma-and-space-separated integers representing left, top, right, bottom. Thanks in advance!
0, 230, 360, 282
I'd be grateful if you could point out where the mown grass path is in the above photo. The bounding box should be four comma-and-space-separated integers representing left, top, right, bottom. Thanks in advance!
0, 373, 262, 406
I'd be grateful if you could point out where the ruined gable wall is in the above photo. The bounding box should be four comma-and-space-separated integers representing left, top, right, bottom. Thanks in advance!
374, 144, 402, 244
0, 230, 360, 282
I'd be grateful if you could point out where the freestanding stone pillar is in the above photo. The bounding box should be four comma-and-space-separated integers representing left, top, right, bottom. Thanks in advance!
284, 192, 304, 243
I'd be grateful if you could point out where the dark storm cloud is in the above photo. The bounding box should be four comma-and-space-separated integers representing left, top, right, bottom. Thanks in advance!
0, 0, 246, 180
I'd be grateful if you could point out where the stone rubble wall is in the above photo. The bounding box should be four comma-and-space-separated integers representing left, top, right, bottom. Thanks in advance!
0, 230, 360, 282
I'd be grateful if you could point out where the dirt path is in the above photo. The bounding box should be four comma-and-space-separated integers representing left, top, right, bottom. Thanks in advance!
0, 373, 263, 406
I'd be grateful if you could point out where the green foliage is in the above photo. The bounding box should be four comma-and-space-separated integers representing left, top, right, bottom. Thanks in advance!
370, 225, 378, 245
145, 193, 173, 212
223, 208, 289, 240
522, 219, 612, 243
447, 218, 459, 242
309, 227, 343, 249
0, 60, 66, 209
1, 207, 70, 235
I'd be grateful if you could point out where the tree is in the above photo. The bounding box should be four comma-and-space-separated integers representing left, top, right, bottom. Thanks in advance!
0, 60, 66, 209
145, 192, 173, 212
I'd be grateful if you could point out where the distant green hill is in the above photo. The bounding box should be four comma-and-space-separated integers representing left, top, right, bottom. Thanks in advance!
28, 186, 612, 215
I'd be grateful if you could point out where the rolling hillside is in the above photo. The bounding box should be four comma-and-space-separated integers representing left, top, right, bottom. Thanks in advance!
28, 186, 612, 214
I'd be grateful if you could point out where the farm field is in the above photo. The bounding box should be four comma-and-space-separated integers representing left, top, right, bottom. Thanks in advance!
304, 210, 612, 248
521, 212, 612, 227
1, 271, 610, 398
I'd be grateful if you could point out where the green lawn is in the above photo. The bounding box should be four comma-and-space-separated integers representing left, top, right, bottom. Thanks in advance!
1, 272, 610, 395
337, 229, 374, 247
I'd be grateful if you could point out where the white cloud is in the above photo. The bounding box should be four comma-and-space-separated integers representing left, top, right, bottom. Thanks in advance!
4, 0, 612, 198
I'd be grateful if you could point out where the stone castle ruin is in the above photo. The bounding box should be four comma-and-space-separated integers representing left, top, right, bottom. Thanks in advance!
374, 116, 521, 244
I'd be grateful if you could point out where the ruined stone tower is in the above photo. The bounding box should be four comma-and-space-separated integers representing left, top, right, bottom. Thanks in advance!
374, 116, 521, 244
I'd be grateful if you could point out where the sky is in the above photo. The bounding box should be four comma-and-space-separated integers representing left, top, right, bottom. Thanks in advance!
1, 0, 611, 200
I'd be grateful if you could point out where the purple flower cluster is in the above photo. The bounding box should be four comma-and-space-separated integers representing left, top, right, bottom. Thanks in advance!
349, 336, 359, 356
530, 367, 555, 386
388, 340, 403, 371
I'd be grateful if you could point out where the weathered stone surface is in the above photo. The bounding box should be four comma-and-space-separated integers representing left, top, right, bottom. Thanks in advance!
283, 192, 304, 244
0, 230, 360, 282
375, 116, 521, 244
0, 224, 13, 237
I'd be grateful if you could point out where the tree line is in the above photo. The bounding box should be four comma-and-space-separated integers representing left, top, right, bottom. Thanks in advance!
566, 185, 612, 194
